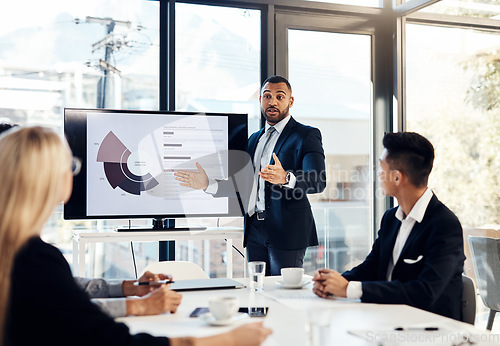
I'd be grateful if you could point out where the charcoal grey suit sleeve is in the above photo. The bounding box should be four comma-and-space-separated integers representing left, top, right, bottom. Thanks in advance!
74, 277, 127, 317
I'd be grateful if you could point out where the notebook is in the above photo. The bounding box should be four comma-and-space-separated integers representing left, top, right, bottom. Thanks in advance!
169, 278, 245, 291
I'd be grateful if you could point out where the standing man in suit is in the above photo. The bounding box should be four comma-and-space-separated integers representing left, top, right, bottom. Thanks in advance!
175, 76, 326, 275
312, 132, 465, 320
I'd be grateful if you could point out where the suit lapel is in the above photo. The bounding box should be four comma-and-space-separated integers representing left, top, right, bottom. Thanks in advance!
269, 116, 297, 164
396, 195, 439, 264
396, 223, 422, 267
247, 128, 265, 163
379, 216, 401, 277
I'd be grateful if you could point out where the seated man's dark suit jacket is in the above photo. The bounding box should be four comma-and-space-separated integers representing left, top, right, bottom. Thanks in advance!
342, 194, 465, 320
214, 116, 326, 250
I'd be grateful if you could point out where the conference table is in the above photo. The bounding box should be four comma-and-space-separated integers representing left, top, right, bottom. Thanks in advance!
117, 276, 497, 345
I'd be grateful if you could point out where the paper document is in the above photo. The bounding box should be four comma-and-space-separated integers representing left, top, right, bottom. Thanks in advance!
261, 281, 360, 310
348, 326, 500, 345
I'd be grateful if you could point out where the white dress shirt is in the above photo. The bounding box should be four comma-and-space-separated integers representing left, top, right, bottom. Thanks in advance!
346, 188, 434, 299
205, 116, 296, 210
254, 115, 295, 212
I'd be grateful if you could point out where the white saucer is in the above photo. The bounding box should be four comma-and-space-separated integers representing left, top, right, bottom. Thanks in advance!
275, 280, 311, 289
199, 312, 249, 326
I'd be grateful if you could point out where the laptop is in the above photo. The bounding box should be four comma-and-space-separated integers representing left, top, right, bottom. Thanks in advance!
169, 278, 245, 291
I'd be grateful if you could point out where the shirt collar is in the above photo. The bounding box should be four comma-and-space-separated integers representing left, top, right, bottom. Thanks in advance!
395, 188, 433, 223
265, 114, 291, 134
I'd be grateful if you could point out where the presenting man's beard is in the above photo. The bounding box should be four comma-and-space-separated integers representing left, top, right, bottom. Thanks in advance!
262, 105, 289, 124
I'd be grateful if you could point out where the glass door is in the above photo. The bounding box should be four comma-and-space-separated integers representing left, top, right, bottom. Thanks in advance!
275, 12, 374, 273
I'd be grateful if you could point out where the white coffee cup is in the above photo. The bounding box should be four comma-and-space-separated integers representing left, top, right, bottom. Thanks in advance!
281, 267, 304, 285
208, 296, 239, 321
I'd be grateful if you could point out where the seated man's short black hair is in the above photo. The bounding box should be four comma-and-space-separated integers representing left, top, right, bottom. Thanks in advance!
383, 132, 434, 188
261, 75, 292, 93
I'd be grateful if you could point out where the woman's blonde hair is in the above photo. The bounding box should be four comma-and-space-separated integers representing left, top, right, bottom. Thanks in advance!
0, 126, 72, 341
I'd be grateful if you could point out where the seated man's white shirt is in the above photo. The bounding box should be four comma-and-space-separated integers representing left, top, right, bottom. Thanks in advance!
346, 188, 434, 299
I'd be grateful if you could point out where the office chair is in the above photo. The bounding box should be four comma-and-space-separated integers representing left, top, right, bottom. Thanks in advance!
140, 260, 209, 280
468, 236, 500, 330
461, 274, 476, 325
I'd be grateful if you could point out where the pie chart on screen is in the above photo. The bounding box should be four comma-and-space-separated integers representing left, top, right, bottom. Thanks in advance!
97, 131, 159, 195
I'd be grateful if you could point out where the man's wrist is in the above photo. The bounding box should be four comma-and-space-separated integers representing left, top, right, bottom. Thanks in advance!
125, 298, 143, 316
281, 171, 296, 188
346, 281, 362, 299
280, 172, 290, 187
122, 280, 137, 297
204, 178, 218, 194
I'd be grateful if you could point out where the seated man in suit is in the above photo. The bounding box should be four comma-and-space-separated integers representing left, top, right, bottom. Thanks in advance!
313, 132, 465, 320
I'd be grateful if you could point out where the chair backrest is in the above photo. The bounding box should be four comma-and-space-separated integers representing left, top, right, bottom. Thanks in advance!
468, 236, 500, 311
140, 260, 209, 280
463, 227, 500, 286
461, 274, 476, 325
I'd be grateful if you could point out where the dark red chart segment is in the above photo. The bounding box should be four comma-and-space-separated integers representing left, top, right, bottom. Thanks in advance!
97, 131, 159, 195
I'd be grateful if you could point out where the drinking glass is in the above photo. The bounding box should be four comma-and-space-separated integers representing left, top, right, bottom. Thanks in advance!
248, 261, 266, 291
306, 308, 332, 346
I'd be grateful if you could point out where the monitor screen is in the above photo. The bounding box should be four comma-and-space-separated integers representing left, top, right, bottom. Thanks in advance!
64, 108, 248, 220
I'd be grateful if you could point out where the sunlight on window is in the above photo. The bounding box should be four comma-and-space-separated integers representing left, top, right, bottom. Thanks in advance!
406, 24, 500, 228
420, 0, 500, 20
175, 3, 261, 134
0, 0, 160, 279
304, 0, 382, 7
288, 29, 373, 272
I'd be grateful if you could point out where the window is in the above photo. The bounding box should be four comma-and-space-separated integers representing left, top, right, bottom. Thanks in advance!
0, 0, 159, 278
175, 3, 261, 133
406, 23, 500, 228
419, 0, 500, 19
288, 29, 373, 272
174, 3, 261, 277
304, 0, 382, 7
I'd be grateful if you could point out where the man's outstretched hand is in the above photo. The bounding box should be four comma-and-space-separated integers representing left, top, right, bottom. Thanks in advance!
174, 162, 209, 190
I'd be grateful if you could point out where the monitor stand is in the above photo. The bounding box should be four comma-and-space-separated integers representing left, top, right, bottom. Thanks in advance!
115, 218, 207, 232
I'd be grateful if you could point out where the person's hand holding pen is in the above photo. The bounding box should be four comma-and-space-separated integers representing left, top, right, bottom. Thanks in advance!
123, 271, 183, 316
312, 268, 349, 298
121, 271, 173, 297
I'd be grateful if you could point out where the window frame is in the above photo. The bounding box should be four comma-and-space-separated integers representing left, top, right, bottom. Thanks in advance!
159, 0, 500, 238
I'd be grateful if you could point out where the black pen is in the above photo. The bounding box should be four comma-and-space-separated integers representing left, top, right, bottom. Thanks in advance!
395, 327, 439, 331
133, 280, 174, 286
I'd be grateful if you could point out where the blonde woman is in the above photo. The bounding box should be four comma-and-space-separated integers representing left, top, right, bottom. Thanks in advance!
0, 127, 272, 346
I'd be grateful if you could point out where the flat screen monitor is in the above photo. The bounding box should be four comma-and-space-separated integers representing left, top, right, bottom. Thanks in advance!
64, 108, 248, 222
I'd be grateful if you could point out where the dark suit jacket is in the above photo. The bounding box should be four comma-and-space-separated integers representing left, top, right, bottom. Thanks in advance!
342, 194, 465, 320
5, 237, 170, 346
246, 116, 325, 249
215, 116, 326, 250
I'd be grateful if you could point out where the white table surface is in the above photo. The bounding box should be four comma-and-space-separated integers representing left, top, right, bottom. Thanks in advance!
117, 276, 497, 346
